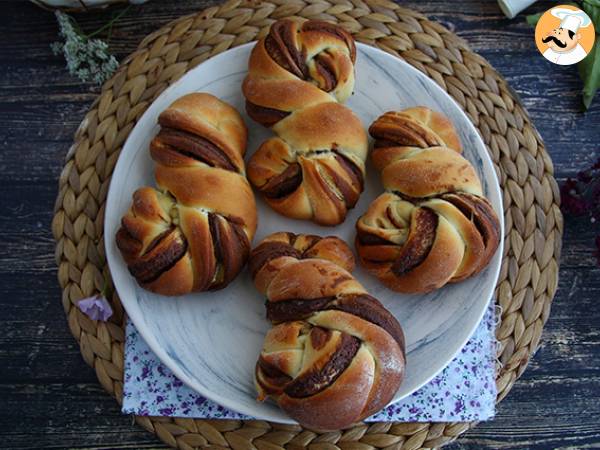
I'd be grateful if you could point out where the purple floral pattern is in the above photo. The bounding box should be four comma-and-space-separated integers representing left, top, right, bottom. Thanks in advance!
123, 302, 497, 422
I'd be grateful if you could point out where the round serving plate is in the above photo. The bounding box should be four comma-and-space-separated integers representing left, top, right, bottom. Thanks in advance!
104, 42, 504, 424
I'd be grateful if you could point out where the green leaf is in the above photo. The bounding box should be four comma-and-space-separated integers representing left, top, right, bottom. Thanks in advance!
578, 0, 600, 108
578, 40, 600, 108
583, 0, 600, 28
526, 11, 544, 26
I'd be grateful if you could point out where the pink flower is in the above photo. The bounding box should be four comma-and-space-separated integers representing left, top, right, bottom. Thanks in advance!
560, 179, 589, 216
77, 295, 113, 321
560, 157, 600, 267
577, 168, 593, 183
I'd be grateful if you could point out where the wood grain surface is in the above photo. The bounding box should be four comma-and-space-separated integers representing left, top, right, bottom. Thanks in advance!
1, 1, 599, 449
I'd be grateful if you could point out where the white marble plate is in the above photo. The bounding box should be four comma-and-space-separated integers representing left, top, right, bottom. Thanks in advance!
105, 43, 504, 424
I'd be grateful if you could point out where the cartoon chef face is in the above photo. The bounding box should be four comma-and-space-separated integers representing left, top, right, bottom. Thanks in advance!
537, 6, 594, 66
542, 26, 581, 53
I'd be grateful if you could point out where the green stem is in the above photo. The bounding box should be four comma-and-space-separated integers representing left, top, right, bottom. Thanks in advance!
66, 13, 86, 36
101, 277, 111, 298
107, 20, 114, 44
86, 5, 131, 39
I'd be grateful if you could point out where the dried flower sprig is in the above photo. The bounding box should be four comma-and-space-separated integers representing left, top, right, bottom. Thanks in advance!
560, 156, 600, 266
50, 7, 129, 84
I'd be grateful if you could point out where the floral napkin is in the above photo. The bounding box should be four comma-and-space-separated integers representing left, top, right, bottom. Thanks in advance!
122, 300, 497, 422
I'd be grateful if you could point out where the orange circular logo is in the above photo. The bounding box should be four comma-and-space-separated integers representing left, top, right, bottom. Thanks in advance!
535, 4, 595, 65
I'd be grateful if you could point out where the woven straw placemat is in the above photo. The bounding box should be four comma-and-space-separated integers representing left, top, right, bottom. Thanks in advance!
52, 0, 563, 448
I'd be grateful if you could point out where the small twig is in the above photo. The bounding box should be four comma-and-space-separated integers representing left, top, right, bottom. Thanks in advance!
101, 277, 111, 298
106, 6, 119, 44
86, 5, 131, 39
107, 19, 114, 44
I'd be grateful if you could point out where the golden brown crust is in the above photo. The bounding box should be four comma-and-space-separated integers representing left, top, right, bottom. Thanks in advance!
249, 232, 355, 294
243, 19, 367, 226
355, 108, 501, 293
378, 146, 482, 198
158, 93, 247, 173
250, 232, 405, 431
116, 93, 257, 296
370, 108, 462, 158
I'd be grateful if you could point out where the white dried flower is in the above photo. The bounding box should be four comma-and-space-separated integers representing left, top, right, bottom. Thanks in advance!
51, 11, 119, 85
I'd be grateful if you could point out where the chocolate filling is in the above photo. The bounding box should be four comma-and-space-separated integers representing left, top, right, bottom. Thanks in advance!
210, 216, 250, 291
249, 233, 336, 280
369, 116, 442, 148
299, 234, 324, 254
313, 53, 337, 92
372, 126, 428, 148
116, 226, 142, 257
391, 207, 438, 277
287, 232, 299, 246
373, 138, 397, 148
310, 326, 332, 350
143, 228, 175, 255
128, 228, 188, 284
334, 152, 363, 189
256, 356, 293, 395
248, 241, 302, 279
264, 20, 307, 79
333, 294, 405, 351
155, 127, 237, 172
322, 164, 353, 209
266, 297, 334, 323
245, 101, 291, 127
385, 202, 409, 230
265, 294, 405, 350
333, 151, 364, 206
301, 20, 356, 63
442, 192, 500, 249
391, 190, 426, 204
208, 213, 223, 286
356, 229, 394, 246
258, 356, 292, 380
260, 163, 303, 199
225, 219, 251, 273
284, 333, 360, 398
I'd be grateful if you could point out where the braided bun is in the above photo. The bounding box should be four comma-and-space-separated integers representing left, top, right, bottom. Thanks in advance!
116, 93, 257, 296
250, 232, 405, 430
355, 108, 501, 293
243, 19, 368, 226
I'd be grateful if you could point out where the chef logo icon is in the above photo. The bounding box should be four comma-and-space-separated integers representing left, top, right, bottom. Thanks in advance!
535, 5, 595, 66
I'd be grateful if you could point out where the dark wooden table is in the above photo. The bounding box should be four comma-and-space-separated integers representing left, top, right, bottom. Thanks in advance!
2, 1, 599, 449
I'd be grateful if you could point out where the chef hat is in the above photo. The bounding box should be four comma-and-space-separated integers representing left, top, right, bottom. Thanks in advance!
551, 7, 592, 33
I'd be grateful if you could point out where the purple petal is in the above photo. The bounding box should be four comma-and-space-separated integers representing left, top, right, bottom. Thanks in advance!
577, 170, 592, 182
77, 295, 113, 321
560, 179, 589, 215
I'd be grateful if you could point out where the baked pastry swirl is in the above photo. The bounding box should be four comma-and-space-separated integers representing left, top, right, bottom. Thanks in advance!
355, 108, 501, 293
116, 93, 257, 296
243, 19, 368, 226
249, 232, 405, 430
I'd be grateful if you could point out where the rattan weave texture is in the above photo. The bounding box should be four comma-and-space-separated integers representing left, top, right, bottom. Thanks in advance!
52, 1, 563, 448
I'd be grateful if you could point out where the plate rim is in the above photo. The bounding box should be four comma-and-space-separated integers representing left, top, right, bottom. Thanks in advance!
105, 41, 504, 424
